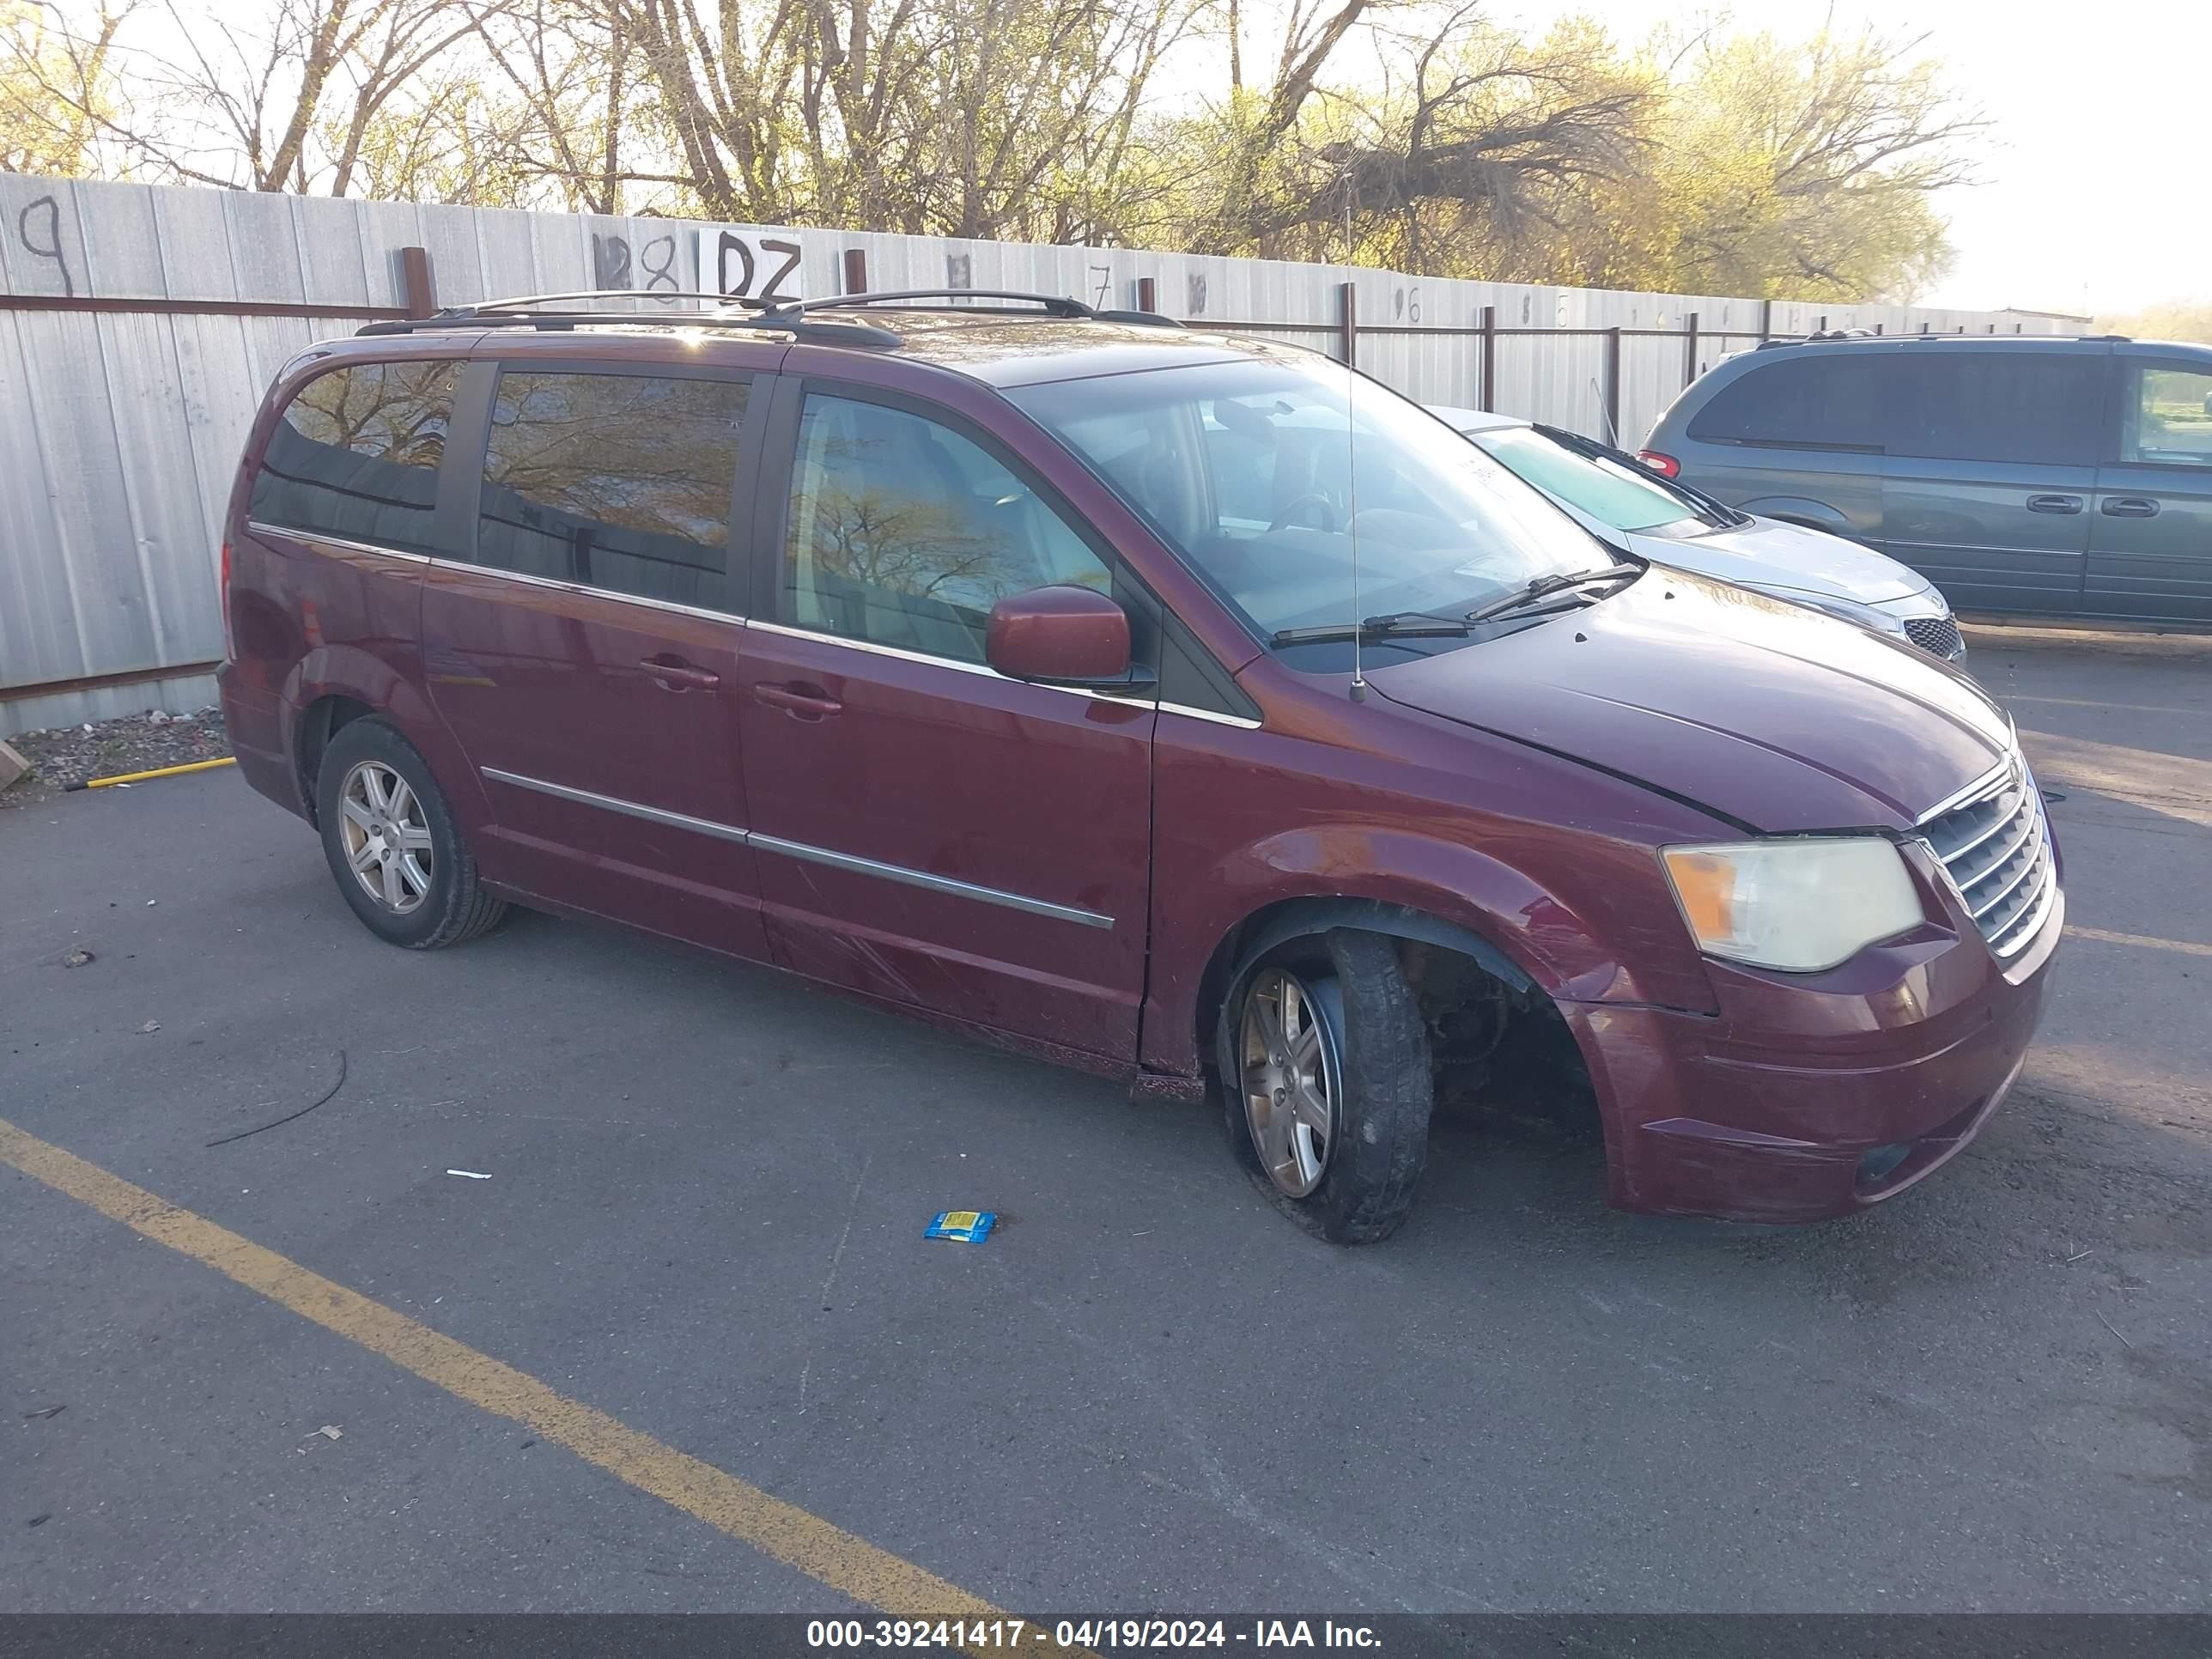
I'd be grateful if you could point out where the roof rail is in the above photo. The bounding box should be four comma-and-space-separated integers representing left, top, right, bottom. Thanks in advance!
357, 291, 898, 347
1753, 328, 1880, 349
760, 288, 1184, 328
459, 289, 772, 313
771, 288, 1092, 319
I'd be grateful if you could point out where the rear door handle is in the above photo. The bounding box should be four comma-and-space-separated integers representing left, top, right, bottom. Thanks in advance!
2026, 494, 2082, 515
640, 656, 720, 691
754, 681, 843, 719
2102, 496, 2160, 519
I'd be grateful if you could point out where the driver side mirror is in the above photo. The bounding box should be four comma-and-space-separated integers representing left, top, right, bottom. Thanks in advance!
986, 586, 1139, 688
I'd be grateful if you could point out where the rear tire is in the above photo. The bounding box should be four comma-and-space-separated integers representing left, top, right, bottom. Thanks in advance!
1218, 928, 1435, 1244
315, 718, 506, 950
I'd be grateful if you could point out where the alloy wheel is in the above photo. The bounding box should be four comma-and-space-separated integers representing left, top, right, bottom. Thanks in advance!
337, 760, 434, 915
1240, 967, 1340, 1198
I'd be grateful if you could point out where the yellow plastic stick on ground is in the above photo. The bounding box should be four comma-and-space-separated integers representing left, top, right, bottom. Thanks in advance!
64, 757, 237, 793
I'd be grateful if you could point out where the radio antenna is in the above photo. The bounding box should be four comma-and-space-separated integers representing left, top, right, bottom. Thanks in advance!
1343, 177, 1365, 702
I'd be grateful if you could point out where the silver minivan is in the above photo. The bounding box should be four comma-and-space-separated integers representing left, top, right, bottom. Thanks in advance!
1641, 336, 2212, 623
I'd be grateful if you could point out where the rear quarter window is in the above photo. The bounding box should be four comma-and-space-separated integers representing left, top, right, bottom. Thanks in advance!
1686, 356, 1883, 451
249, 360, 459, 555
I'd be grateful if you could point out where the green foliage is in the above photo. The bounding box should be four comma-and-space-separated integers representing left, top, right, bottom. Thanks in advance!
0, 0, 124, 176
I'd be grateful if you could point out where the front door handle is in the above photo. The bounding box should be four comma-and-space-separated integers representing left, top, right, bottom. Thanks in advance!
2026, 494, 2082, 515
2102, 496, 2160, 519
641, 656, 721, 691
754, 681, 844, 719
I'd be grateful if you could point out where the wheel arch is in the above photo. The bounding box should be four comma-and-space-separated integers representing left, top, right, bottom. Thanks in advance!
282, 646, 481, 829
1738, 495, 1860, 537
1194, 896, 1536, 1079
292, 693, 376, 825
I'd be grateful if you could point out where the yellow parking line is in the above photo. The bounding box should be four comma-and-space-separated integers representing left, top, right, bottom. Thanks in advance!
2067, 925, 2212, 959
0, 1115, 1003, 1618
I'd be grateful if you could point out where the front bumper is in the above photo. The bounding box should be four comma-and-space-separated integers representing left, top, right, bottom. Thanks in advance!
1565, 864, 2061, 1224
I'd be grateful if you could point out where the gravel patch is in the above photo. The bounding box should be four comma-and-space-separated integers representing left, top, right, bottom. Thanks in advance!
1, 707, 234, 810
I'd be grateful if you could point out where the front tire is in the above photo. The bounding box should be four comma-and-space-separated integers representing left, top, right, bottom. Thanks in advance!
315, 719, 506, 950
1218, 928, 1435, 1244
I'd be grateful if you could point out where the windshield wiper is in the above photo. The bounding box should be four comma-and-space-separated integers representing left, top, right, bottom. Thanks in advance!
1464, 563, 1641, 624
1271, 611, 1471, 647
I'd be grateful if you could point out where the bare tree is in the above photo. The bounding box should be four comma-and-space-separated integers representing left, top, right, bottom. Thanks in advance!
30, 0, 504, 192
2, 0, 133, 175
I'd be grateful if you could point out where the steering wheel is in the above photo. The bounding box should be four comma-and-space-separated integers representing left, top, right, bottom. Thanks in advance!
1269, 492, 1338, 534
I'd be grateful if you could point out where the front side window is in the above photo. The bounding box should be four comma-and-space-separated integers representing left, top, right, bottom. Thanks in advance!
1009, 356, 1607, 664
249, 360, 458, 555
1885, 353, 2106, 466
477, 371, 749, 609
782, 393, 1112, 664
2124, 363, 2212, 466
1472, 426, 1698, 533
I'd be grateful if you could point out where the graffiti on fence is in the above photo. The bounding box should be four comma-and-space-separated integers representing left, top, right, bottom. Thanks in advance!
591, 230, 679, 292
702, 228, 803, 301
14, 195, 77, 298
1187, 272, 1207, 314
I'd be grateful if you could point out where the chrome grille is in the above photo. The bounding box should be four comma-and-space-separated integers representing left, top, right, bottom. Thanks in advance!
1919, 761, 2056, 958
1904, 614, 1964, 659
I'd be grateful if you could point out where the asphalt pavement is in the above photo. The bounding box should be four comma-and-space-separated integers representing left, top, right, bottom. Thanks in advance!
3, 623, 2208, 1614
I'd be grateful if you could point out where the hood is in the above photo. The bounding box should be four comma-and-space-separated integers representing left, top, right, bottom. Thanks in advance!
1626, 515, 1928, 605
1366, 569, 2009, 834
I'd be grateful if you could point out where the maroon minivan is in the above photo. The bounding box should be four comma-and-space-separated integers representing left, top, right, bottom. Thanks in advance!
218, 289, 2062, 1242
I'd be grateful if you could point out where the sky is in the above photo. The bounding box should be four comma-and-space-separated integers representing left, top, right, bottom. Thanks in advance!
1495, 0, 2211, 317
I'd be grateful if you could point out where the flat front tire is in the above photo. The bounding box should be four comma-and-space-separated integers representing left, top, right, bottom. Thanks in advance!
1218, 928, 1435, 1244
315, 719, 506, 950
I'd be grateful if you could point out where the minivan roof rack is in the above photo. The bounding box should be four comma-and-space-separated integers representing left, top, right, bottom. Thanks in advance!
356, 289, 900, 346
760, 289, 1186, 328
465, 289, 774, 313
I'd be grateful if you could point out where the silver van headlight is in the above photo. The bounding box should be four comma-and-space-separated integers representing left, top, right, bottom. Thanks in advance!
1661, 837, 1923, 972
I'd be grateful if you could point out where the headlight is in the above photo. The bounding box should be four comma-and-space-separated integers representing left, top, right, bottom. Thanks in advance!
1746, 586, 1906, 636
1661, 837, 1923, 972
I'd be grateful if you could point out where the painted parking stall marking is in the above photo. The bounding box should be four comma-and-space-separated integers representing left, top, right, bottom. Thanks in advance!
0, 1115, 1006, 1620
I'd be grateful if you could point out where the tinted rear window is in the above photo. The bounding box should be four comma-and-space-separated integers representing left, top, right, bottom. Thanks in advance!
249, 361, 459, 555
1886, 353, 2106, 465
475, 371, 750, 611
1686, 356, 1883, 450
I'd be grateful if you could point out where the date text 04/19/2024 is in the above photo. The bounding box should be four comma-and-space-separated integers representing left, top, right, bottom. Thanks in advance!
803, 1622, 1382, 1650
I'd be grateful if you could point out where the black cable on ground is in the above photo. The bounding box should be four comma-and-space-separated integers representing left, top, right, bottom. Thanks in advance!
207, 1049, 348, 1147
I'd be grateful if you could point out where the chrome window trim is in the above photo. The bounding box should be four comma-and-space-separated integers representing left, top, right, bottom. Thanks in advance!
749, 832, 1115, 929
481, 767, 750, 843
749, 617, 1000, 678
425, 558, 743, 626
1159, 702, 1263, 730
247, 520, 744, 625
746, 617, 1162, 710
479, 768, 1114, 928
246, 521, 436, 566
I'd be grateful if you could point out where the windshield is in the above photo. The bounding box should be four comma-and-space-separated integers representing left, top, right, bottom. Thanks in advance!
1469, 425, 1702, 533
1009, 356, 1613, 666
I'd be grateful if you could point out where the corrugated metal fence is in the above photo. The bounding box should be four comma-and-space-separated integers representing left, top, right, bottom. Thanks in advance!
0, 172, 2068, 733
